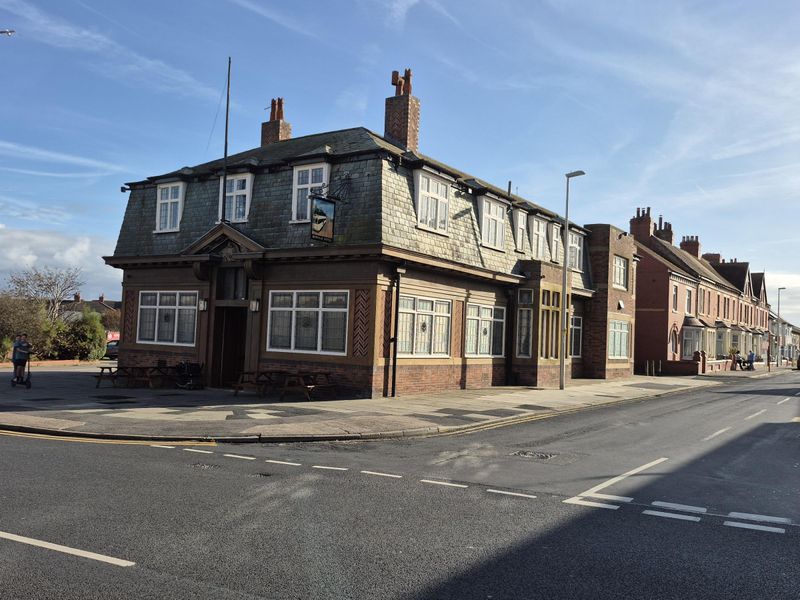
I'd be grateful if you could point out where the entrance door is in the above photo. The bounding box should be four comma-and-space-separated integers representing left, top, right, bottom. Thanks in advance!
211, 307, 248, 387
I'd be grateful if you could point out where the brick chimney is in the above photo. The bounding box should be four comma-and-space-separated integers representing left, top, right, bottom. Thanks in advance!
629, 206, 654, 241
702, 253, 721, 264
261, 97, 292, 146
74, 292, 81, 302
99, 293, 105, 303
654, 215, 674, 244
680, 235, 701, 257
384, 68, 420, 152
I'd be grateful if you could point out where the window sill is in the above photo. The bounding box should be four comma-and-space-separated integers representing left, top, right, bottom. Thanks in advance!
153, 229, 180, 234
289, 219, 311, 224
215, 219, 249, 225
266, 347, 347, 356
135, 340, 196, 347
480, 243, 506, 253
416, 224, 450, 237
397, 354, 451, 359
612, 284, 628, 291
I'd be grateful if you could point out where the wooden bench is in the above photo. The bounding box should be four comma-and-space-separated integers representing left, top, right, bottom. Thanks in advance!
278, 371, 334, 401
95, 365, 118, 388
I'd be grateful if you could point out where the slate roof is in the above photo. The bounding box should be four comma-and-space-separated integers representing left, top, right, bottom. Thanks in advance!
647, 237, 737, 291
751, 272, 765, 299
711, 261, 750, 294
633, 241, 695, 279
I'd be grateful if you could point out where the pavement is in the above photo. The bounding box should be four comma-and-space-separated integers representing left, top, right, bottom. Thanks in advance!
0, 361, 794, 442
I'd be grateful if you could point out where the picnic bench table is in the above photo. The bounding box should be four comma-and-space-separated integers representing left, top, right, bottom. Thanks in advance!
95, 365, 177, 389
232, 369, 334, 400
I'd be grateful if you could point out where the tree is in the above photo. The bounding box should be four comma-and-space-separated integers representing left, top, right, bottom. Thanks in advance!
7, 266, 84, 323
52, 310, 106, 360
101, 309, 121, 332
0, 292, 47, 350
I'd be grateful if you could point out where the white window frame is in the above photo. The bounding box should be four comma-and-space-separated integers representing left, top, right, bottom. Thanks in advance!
672, 284, 679, 312
155, 182, 185, 233
529, 217, 547, 260
218, 173, 254, 223
608, 320, 630, 358
685, 289, 693, 314
612, 255, 629, 289
567, 231, 583, 271
465, 303, 506, 357
266, 290, 349, 356
480, 196, 506, 251
682, 328, 702, 359
291, 163, 329, 223
136, 291, 198, 346
570, 315, 583, 358
517, 307, 533, 358
513, 209, 527, 252
549, 223, 563, 263
413, 170, 450, 235
397, 295, 452, 357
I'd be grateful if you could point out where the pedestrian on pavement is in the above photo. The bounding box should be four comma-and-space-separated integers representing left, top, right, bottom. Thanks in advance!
733, 350, 742, 370
747, 350, 755, 370
12, 333, 32, 383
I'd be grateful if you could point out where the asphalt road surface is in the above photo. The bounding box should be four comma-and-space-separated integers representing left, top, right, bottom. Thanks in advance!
1, 374, 798, 599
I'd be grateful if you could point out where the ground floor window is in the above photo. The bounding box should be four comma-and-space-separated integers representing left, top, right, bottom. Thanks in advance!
137, 291, 198, 346
517, 308, 532, 357
682, 328, 702, 359
570, 315, 582, 357
715, 330, 726, 358
466, 303, 505, 357
609, 320, 630, 358
539, 289, 561, 359
268, 290, 348, 354
397, 296, 451, 356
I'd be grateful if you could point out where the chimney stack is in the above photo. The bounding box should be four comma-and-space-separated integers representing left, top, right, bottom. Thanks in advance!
261, 97, 292, 146
99, 293, 105, 303
679, 235, 701, 257
629, 206, 654, 241
74, 292, 81, 302
384, 68, 420, 152
702, 252, 721, 264
654, 220, 674, 244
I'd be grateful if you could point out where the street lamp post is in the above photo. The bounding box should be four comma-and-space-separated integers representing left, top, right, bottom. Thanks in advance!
777, 287, 786, 366
559, 170, 585, 390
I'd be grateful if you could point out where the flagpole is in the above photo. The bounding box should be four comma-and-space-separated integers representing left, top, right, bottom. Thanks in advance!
221, 56, 231, 223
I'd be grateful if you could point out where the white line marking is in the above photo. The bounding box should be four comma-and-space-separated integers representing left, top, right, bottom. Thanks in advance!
223, 454, 255, 460
265, 459, 302, 466
487, 489, 537, 499
727, 512, 792, 525
361, 470, 402, 478
702, 427, 732, 441
745, 409, 766, 420
0, 530, 135, 567
584, 492, 633, 503
795, 392, 800, 396
150, 444, 175, 449
312, 465, 348, 471
183, 448, 213, 454
652, 501, 707, 514
420, 479, 468, 488
777, 397, 791, 405
643, 510, 701, 522
581, 457, 669, 497
563, 496, 619, 510
724, 521, 785, 534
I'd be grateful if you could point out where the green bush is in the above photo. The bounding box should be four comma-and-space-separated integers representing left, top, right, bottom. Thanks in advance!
58, 310, 107, 360
0, 336, 11, 362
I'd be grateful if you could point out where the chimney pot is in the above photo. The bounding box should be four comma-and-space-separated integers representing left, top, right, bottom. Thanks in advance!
384, 67, 420, 152
261, 97, 292, 146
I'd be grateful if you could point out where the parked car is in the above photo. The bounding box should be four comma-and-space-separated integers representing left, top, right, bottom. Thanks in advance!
104, 340, 119, 359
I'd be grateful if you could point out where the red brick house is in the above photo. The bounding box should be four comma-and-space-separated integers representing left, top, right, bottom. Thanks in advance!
630, 208, 769, 374
105, 71, 637, 395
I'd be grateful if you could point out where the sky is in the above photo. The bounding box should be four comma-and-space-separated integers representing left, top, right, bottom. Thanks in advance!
1, 0, 799, 324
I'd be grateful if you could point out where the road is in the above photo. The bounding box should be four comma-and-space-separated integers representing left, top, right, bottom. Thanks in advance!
0, 374, 798, 599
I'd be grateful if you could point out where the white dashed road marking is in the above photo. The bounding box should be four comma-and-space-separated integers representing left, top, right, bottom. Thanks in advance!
702, 427, 732, 441
183, 449, 213, 454
486, 489, 537, 499
651, 501, 707, 514
777, 397, 791, 405
643, 510, 701, 522
727, 512, 792, 525
361, 470, 402, 478
312, 465, 348, 471
724, 521, 785, 534
150, 445, 175, 449
745, 409, 766, 420
223, 454, 255, 461
265, 459, 302, 466
420, 479, 468, 488
0, 530, 135, 567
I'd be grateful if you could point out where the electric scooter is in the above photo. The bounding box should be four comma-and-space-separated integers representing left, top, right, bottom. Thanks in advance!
10, 359, 31, 389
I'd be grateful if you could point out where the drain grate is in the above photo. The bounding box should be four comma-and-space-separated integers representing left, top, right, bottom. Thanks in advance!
510, 450, 559, 460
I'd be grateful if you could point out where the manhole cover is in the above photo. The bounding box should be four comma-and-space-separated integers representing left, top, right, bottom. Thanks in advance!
191, 463, 220, 470
510, 450, 559, 460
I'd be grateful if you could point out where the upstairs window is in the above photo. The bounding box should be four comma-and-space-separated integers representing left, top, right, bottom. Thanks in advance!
414, 171, 449, 234
672, 285, 679, 311
567, 231, 583, 270
530, 217, 547, 259
480, 197, 506, 250
218, 173, 254, 223
292, 163, 329, 222
549, 223, 563, 263
513, 209, 527, 252
155, 182, 185, 233
686, 289, 693, 314
613, 255, 629, 289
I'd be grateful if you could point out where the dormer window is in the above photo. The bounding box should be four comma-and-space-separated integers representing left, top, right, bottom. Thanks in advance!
513, 209, 526, 252
218, 173, 254, 223
155, 182, 185, 233
530, 217, 546, 259
414, 170, 449, 234
292, 163, 329, 222
480, 196, 506, 251
567, 231, 583, 271
549, 223, 563, 263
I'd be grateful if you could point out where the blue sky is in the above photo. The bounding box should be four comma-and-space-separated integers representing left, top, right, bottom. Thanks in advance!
1, 0, 799, 324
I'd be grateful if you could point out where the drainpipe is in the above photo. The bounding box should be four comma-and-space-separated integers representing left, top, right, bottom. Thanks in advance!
390, 266, 406, 397
505, 288, 515, 385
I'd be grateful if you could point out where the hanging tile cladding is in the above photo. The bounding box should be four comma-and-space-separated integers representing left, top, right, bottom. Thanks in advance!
113, 157, 382, 256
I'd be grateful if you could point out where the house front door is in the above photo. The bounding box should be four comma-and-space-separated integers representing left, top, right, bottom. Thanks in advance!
211, 306, 247, 387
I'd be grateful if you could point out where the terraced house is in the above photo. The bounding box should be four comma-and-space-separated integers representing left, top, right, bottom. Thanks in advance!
106, 71, 637, 396
630, 208, 770, 374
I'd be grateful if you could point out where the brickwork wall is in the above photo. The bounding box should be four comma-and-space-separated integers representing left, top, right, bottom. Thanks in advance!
372, 361, 505, 397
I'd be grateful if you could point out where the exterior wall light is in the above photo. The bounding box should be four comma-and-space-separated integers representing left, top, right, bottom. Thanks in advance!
198, 299, 208, 312
249, 299, 260, 312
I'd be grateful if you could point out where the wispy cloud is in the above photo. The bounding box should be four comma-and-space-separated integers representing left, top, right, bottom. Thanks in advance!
0, 194, 73, 224
226, 0, 319, 38
0, 140, 124, 173
0, 0, 219, 101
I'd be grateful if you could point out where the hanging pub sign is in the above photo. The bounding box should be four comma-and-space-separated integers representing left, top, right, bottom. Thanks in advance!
310, 195, 335, 242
